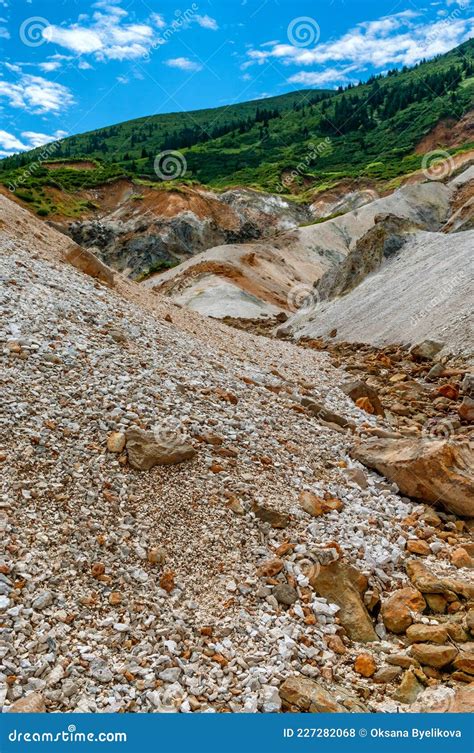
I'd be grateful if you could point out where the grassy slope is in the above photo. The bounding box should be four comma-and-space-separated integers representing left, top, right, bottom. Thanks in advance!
0, 39, 473, 216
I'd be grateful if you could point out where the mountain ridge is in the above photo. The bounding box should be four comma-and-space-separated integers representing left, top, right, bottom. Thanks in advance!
1, 38, 473, 215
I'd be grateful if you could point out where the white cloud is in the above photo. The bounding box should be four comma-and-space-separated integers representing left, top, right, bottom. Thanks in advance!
245, 10, 474, 76
0, 127, 67, 156
0, 73, 74, 113
0, 14, 8, 38
165, 57, 203, 72
195, 14, 218, 31
44, 26, 104, 54
43, 4, 154, 61
38, 61, 61, 72
151, 13, 166, 28
0, 130, 28, 151
21, 129, 68, 147
4, 62, 22, 73
289, 65, 360, 86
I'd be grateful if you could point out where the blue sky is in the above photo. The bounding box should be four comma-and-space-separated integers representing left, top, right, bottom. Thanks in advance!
0, 0, 472, 156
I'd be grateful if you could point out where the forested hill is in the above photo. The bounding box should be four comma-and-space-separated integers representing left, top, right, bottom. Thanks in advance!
1, 37, 473, 196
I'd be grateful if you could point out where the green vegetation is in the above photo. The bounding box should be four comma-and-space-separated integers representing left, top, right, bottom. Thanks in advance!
1, 38, 472, 212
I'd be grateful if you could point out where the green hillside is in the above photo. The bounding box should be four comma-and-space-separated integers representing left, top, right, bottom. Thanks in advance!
1, 38, 473, 213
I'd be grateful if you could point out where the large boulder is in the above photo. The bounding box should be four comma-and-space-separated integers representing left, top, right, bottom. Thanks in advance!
125, 428, 196, 471
279, 675, 367, 712
410, 643, 458, 669
351, 438, 474, 517
8, 693, 46, 713
309, 560, 378, 642
381, 587, 426, 634
406, 560, 474, 599
65, 244, 115, 286
409, 340, 445, 361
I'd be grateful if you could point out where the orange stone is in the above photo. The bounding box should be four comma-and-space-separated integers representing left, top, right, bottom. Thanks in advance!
327, 635, 346, 655
436, 384, 459, 400
91, 562, 105, 578
381, 587, 426, 633
407, 540, 431, 556
451, 548, 473, 569
257, 558, 284, 577
355, 397, 376, 414
354, 654, 377, 677
160, 571, 175, 593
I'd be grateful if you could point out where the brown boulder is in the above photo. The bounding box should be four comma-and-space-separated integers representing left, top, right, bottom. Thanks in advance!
351, 437, 474, 517
279, 675, 367, 712
309, 561, 377, 642
299, 491, 343, 517
381, 587, 426, 634
452, 652, 474, 675
409, 340, 444, 361
8, 693, 46, 713
406, 624, 448, 644
394, 669, 424, 704
407, 540, 431, 556
125, 428, 195, 470
451, 547, 474, 569
65, 244, 115, 286
257, 559, 284, 577
406, 560, 474, 599
458, 396, 474, 422
410, 643, 458, 668
341, 380, 385, 416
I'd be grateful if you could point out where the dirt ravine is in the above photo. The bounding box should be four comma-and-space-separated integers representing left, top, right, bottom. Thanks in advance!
1, 191, 473, 716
